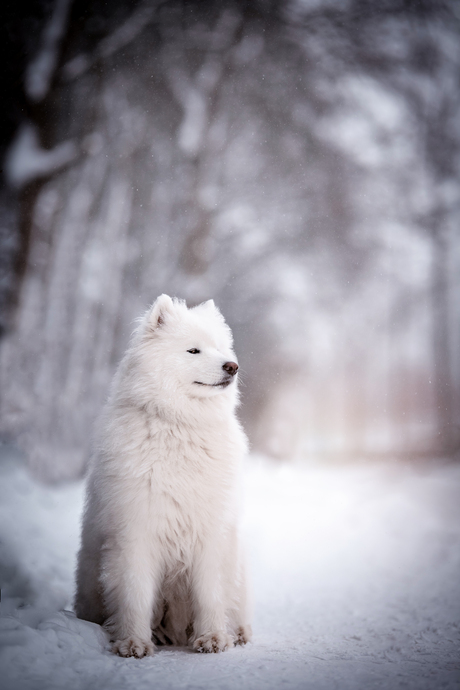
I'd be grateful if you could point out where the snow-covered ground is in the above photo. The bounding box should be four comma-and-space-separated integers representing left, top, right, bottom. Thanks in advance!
0, 444, 459, 690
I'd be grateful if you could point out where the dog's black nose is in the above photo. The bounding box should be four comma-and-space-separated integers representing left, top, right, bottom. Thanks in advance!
222, 361, 238, 376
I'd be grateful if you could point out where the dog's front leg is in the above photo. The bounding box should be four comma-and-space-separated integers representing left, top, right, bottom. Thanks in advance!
102, 533, 160, 658
191, 540, 233, 653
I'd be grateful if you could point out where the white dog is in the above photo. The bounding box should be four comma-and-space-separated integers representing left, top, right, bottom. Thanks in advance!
75, 295, 251, 657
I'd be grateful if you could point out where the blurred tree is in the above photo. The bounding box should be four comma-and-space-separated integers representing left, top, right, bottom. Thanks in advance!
0, 0, 459, 480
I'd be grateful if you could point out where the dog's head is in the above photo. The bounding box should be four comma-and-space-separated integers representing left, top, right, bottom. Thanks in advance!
136, 294, 239, 400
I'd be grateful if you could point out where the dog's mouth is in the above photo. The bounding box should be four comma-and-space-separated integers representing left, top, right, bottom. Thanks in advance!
194, 378, 233, 388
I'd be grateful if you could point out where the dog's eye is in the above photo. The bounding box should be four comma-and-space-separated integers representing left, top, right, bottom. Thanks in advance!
187, 348, 200, 354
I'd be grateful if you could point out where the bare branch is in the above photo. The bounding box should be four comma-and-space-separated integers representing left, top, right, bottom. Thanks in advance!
164, 9, 242, 158
62, 1, 163, 81
5, 123, 78, 189
25, 0, 73, 102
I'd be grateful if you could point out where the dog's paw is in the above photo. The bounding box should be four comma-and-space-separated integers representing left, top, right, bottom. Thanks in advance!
235, 624, 252, 646
193, 631, 233, 653
112, 637, 155, 658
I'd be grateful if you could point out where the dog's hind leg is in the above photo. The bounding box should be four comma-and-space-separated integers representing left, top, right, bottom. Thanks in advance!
152, 573, 192, 646
231, 558, 252, 646
75, 516, 105, 624
223, 529, 252, 646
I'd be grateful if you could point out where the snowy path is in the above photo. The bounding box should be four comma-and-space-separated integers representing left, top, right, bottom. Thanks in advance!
0, 447, 459, 690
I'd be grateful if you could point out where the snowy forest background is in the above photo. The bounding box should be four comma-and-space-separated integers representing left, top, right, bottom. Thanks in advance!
1, 0, 459, 482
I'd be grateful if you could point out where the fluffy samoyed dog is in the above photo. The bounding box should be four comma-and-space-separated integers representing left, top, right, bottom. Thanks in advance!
75, 294, 251, 657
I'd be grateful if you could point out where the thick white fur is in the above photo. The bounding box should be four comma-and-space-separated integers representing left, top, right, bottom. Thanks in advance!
75, 295, 251, 657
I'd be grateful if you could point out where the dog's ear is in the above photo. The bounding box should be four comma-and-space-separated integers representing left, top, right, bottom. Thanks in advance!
194, 298, 228, 328
202, 299, 215, 310
148, 294, 175, 329
192, 299, 216, 314
196, 298, 227, 320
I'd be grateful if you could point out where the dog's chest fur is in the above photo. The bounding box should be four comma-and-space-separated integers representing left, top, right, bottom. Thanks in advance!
115, 412, 242, 558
